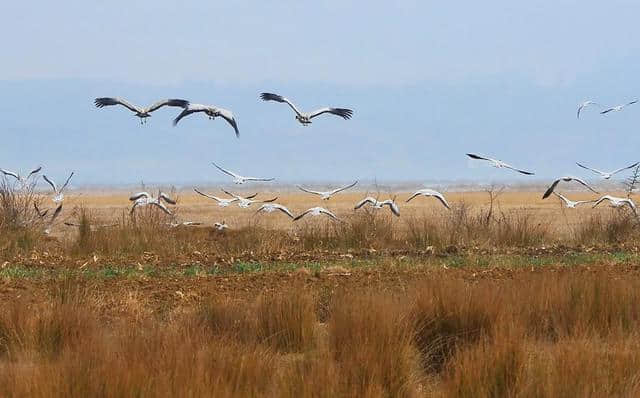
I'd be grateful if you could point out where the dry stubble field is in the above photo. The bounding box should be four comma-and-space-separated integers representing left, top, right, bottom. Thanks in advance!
2, 187, 640, 397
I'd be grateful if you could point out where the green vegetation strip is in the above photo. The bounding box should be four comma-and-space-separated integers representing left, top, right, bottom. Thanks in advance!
0, 251, 638, 280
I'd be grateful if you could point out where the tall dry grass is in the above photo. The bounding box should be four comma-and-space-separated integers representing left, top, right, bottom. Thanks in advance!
3, 270, 640, 396
3, 195, 639, 264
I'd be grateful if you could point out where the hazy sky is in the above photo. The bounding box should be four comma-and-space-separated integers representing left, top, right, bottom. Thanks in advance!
1, 1, 639, 186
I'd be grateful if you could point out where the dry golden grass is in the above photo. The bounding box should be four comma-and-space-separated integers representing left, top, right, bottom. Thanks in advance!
3, 185, 640, 395
1, 270, 640, 396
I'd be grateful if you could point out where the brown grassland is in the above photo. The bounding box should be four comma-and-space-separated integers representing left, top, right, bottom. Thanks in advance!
2, 183, 640, 397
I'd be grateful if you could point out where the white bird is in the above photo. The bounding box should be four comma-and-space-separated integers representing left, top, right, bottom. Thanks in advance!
193, 188, 245, 207
43, 172, 74, 203
466, 154, 534, 175
129, 191, 176, 215
94, 98, 189, 124
212, 162, 274, 185
405, 189, 451, 209
297, 181, 358, 200
592, 195, 637, 213
260, 92, 353, 125
601, 100, 638, 115
167, 221, 203, 228
542, 176, 599, 199
213, 221, 229, 231
222, 189, 277, 208
35, 203, 63, 235
293, 207, 340, 221
552, 192, 595, 209
173, 103, 239, 137
576, 162, 639, 180
255, 203, 295, 219
577, 100, 601, 119
1, 166, 42, 187
354, 197, 400, 216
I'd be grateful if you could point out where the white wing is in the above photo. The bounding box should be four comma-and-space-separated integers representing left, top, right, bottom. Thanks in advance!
172, 108, 201, 125
212, 162, 242, 179
319, 208, 340, 221
542, 179, 561, 199
466, 153, 495, 162
129, 192, 151, 201
27, 166, 42, 179
552, 192, 570, 205
0, 169, 20, 180
94, 97, 143, 114
576, 163, 606, 176
610, 162, 640, 176
151, 201, 173, 216
159, 192, 176, 205
571, 177, 599, 194
194, 188, 230, 203
381, 200, 400, 216
308, 107, 354, 120
354, 197, 377, 209
273, 204, 294, 218
145, 99, 189, 113
260, 93, 304, 117
42, 175, 57, 192
297, 186, 325, 196
59, 172, 74, 193
328, 181, 358, 195
244, 176, 275, 182
501, 162, 535, 175
293, 208, 314, 221
217, 108, 240, 138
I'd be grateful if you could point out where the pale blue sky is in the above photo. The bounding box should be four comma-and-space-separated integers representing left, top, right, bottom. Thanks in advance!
1, 1, 639, 185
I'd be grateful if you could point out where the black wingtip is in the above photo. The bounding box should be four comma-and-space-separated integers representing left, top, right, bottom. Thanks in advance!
260, 92, 283, 102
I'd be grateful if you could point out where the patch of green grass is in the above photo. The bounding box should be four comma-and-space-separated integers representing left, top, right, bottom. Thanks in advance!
0, 265, 44, 279
183, 265, 202, 277
232, 261, 264, 273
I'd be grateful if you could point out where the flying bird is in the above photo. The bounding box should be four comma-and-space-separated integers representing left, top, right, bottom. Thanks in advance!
600, 100, 638, 115
255, 203, 295, 219
35, 203, 63, 235
354, 197, 400, 217
129, 191, 176, 215
1, 166, 42, 187
552, 193, 596, 209
173, 103, 239, 137
94, 98, 189, 124
542, 177, 599, 199
259, 92, 353, 125
193, 188, 244, 207
592, 195, 637, 213
293, 207, 340, 221
405, 189, 451, 209
212, 162, 274, 185
221, 189, 277, 208
577, 100, 601, 119
43, 172, 74, 203
297, 181, 358, 200
576, 162, 639, 180
466, 154, 534, 175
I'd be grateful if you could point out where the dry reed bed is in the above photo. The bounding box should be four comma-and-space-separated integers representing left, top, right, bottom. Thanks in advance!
2, 202, 639, 265
2, 271, 640, 396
